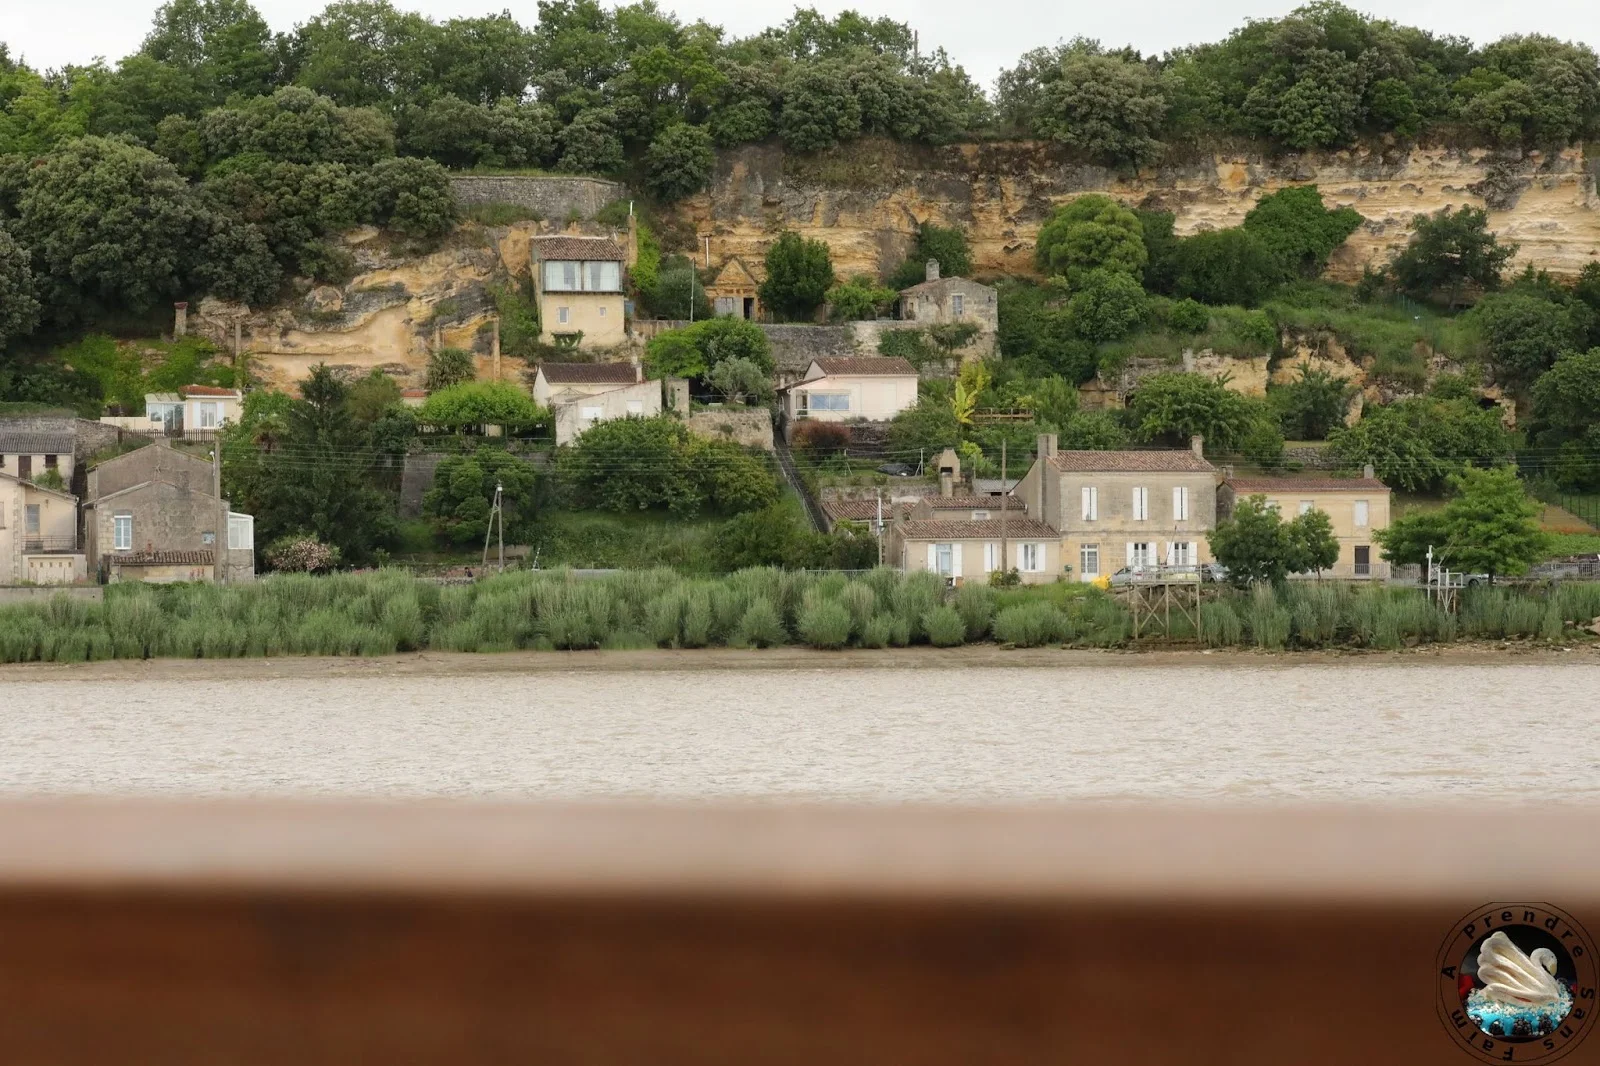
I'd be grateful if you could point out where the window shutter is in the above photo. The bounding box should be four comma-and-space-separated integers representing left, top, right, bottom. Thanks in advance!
1125, 542, 1135, 566
1081, 486, 1091, 521
1164, 542, 1174, 566
927, 544, 937, 571
1173, 486, 1188, 521
984, 542, 998, 572
951, 543, 964, 578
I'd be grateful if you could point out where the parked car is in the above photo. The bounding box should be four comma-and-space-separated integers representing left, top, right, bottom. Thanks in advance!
1201, 563, 1229, 584
877, 463, 916, 478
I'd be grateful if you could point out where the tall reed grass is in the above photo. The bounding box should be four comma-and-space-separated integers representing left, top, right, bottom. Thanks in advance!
0, 571, 1593, 663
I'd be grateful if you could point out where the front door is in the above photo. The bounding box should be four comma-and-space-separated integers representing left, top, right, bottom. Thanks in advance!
1354, 545, 1371, 577
17, 454, 30, 480
743, 297, 754, 320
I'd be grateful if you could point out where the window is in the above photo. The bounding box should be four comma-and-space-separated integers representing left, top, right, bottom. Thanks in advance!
984, 542, 1000, 572
543, 261, 581, 291
805, 392, 851, 412
25, 504, 40, 535
228, 513, 254, 550
1129, 542, 1153, 568
972, 510, 991, 520
1354, 545, 1371, 577
580, 405, 604, 421
198, 403, 219, 429
586, 261, 621, 291
113, 514, 133, 551
715, 296, 738, 317
202, 531, 216, 545
1081, 485, 1098, 521
1132, 486, 1149, 521
1354, 500, 1370, 528
934, 543, 954, 576
1080, 543, 1100, 577
558, 306, 570, 325
598, 305, 607, 317
1020, 543, 1041, 572
44, 454, 58, 469
1170, 542, 1195, 567
952, 293, 965, 317
1173, 485, 1189, 521
1298, 500, 1314, 516
626, 400, 644, 415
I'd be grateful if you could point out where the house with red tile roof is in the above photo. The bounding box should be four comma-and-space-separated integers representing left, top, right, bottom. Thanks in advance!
778, 356, 919, 427
1219, 468, 1392, 579
530, 236, 627, 349
532, 360, 661, 444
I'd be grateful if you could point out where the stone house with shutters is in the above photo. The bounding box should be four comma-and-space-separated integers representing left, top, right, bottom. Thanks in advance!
888, 503, 1062, 585
896, 261, 999, 357
1013, 434, 1220, 582
529, 235, 627, 348
1219, 472, 1392, 579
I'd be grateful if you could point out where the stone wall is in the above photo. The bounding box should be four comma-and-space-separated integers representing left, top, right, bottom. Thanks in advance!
0, 586, 103, 603
0, 415, 128, 462
400, 452, 447, 519
449, 176, 627, 220
685, 409, 774, 451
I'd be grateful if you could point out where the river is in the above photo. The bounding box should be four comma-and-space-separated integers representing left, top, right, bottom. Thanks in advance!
1, 655, 1595, 802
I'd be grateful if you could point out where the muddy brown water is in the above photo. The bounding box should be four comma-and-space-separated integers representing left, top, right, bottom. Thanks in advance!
1, 658, 1595, 801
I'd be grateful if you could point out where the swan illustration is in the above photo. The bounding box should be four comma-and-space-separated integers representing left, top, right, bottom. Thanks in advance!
1477, 931, 1563, 1007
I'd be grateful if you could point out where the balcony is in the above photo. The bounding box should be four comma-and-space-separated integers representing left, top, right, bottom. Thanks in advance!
22, 535, 79, 554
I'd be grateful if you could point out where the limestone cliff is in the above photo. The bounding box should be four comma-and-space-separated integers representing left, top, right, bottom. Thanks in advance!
670, 139, 1599, 284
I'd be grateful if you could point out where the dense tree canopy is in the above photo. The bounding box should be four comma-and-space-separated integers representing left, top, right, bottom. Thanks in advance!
1034, 195, 1147, 285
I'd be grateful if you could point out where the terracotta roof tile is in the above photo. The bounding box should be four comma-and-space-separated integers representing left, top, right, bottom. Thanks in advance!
1048, 450, 1215, 473
823, 499, 912, 523
400, 388, 428, 398
1227, 476, 1389, 493
822, 495, 1024, 524
178, 385, 240, 397
537, 362, 638, 384
898, 518, 1058, 540
112, 550, 214, 566
924, 494, 1024, 511
528, 236, 626, 262
813, 357, 918, 376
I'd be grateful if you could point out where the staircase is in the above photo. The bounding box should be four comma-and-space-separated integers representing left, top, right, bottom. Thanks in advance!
773, 431, 828, 532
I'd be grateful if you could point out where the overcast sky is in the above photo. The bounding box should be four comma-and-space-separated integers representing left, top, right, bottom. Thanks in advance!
7, 0, 1600, 90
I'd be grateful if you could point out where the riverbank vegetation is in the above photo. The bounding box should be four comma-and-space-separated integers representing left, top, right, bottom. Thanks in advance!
4, 569, 1599, 665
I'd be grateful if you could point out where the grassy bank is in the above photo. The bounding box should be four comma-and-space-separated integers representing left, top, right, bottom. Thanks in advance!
3, 571, 1600, 664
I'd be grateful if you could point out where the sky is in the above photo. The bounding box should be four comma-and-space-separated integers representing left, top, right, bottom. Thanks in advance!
6, 0, 1600, 91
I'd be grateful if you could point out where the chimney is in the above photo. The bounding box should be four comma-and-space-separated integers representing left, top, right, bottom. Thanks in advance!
631, 354, 642, 383
1363, 463, 1375, 480
939, 470, 954, 498
1190, 434, 1205, 459
173, 302, 188, 338
925, 258, 940, 283
1037, 432, 1057, 460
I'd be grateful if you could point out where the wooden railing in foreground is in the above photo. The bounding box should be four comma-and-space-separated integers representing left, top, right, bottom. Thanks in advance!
0, 801, 1595, 1065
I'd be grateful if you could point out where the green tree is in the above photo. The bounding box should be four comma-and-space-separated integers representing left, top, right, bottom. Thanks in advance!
556, 106, 624, 173
1374, 508, 1450, 567
1058, 410, 1130, 450
1388, 206, 1516, 306
1136, 210, 1182, 296
1531, 347, 1600, 442
644, 123, 715, 201
13, 137, 207, 325
423, 447, 539, 545
1033, 45, 1167, 167
364, 155, 458, 241
1209, 495, 1295, 585
1242, 185, 1363, 281
760, 231, 835, 320
199, 86, 393, 166
1271, 365, 1356, 440
1172, 227, 1278, 306
1468, 292, 1587, 390
345, 368, 403, 423
417, 381, 545, 428
1066, 268, 1147, 342
1436, 466, 1551, 581
290, 0, 433, 108
1128, 373, 1256, 452
827, 275, 896, 320
1327, 397, 1511, 494
1285, 507, 1341, 575
226, 363, 400, 563
140, 0, 279, 104
886, 222, 973, 289
425, 347, 476, 392
1034, 194, 1147, 285
778, 61, 862, 152
706, 356, 772, 405
887, 398, 962, 457
644, 316, 773, 379
0, 229, 39, 350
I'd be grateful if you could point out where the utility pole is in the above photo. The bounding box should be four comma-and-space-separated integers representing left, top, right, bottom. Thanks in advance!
999, 438, 1008, 574
875, 489, 884, 567
482, 481, 505, 572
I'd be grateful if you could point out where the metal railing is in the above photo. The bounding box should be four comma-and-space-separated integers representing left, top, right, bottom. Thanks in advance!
22, 535, 78, 554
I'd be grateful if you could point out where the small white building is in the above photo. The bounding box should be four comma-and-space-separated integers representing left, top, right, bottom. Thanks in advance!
107, 386, 243, 439
779, 357, 919, 424
534, 362, 662, 444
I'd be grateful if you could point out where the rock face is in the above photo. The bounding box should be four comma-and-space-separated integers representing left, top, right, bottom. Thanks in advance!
669, 139, 1599, 284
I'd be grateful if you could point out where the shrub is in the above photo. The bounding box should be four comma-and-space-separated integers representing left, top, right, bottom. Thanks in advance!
791, 420, 851, 457
417, 381, 546, 428
922, 606, 968, 647
266, 536, 341, 573
798, 599, 853, 649
644, 123, 715, 202
733, 597, 788, 648
425, 347, 476, 392
992, 602, 1065, 647
1167, 298, 1211, 333
953, 583, 997, 640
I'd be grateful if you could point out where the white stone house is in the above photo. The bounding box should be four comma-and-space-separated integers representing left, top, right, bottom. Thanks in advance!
779, 357, 919, 424
534, 362, 662, 444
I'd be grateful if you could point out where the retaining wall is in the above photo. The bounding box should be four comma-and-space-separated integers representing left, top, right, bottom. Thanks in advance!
449, 176, 627, 220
